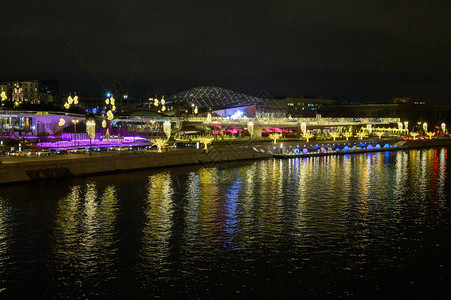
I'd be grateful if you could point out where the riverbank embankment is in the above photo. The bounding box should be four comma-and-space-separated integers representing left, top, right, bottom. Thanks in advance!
0, 147, 270, 185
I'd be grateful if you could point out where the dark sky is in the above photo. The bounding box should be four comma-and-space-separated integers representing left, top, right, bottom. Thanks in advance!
1, 0, 450, 103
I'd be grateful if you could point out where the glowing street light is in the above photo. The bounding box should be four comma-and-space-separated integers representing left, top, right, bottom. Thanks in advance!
72, 119, 80, 148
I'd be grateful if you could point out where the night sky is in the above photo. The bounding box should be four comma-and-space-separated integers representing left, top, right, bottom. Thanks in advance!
2, 1, 450, 103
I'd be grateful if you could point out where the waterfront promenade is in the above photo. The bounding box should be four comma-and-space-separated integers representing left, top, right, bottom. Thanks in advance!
1, 138, 450, 185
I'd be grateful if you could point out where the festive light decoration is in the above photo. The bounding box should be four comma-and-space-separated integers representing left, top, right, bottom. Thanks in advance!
410, 132, 419, 139
197, 136, 214, 150
86, 119, 96, 139
0, 91, 7, 101
206, 113, 212, 123
107, 110, 114, 120
366, 124, 372, 134
426, 131, 435, 139
300, 122, 307, 134
356, 131, 368, 139
151, 138, 168, 152
343, 131, 353, 140
302, 131, 315, 142
375, 131, 385, 139
64, 93, 78, 110
101, 120, 107, 128
441, 123, 446, 134
329, 131, 341, 141
423, 122, 428, 132
247, 122, 254, 139
58, 118, 66, 126
163, 121, 172, 139
268, 133, 282, 144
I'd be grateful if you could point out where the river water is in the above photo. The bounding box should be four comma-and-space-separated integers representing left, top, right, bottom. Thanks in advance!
0, 148, 449, 298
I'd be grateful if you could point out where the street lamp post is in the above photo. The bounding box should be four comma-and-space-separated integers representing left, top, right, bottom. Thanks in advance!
72, 119, 80, 148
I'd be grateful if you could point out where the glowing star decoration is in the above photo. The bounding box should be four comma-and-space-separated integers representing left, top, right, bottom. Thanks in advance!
67, 96, 73, 105
73, 95, 79, 105
64, 103, 70, 109
58, 118, 66, 126
161, 99, 165, 105
105, 98, 110, 105
107, 110, 114, 120
102, 120, 107, 128
161, 105, 166, 112
110, 97, 115, 106
154, 99, 159, 106
112, 106, 116, 111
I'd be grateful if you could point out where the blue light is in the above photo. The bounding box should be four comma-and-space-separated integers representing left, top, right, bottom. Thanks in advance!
344, 146, 350, 151
92, 108, 98, 114
302, 148, 308, 153
294, 148, 300, 154
106, 93, 111, 97
384, 144, 390, 148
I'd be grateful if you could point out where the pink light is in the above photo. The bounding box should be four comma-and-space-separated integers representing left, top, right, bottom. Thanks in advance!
261, 128, 292, 133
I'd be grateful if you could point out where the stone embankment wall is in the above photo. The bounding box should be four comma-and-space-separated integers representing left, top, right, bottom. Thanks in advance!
0, 148, 270, 185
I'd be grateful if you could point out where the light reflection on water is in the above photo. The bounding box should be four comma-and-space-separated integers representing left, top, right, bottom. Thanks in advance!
0, 148, 449, 297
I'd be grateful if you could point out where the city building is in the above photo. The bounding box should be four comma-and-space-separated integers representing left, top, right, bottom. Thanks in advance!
0, 80, 39, 104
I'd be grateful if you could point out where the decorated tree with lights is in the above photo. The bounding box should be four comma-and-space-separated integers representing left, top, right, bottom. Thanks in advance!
268, 133, 282, 144
197, 136, 214, 150
302, 131, 315, 142
410, 132, 420, 139
356, 130, 368, 139
426, 131, 435, 139
375, 131, 385, 139
342, 131, 353, 140
329, 131, 341, 141
151, 138, 168, 152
